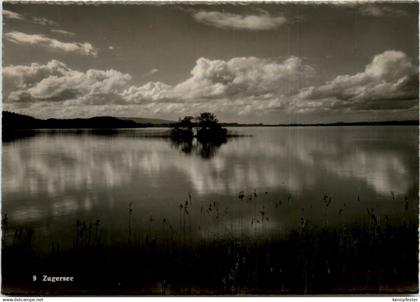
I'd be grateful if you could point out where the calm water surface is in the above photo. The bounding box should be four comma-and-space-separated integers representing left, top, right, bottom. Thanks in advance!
2, 126, 418, 250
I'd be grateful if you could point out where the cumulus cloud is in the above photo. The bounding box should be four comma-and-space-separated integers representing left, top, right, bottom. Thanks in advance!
4, 51, 417, 120
4, 60, 131, 104
295, 50, 418, 112
5, 31, 98, 57
4, 56, 314, 118
51, 29, 75, 36
3, 9, 64, 27
32, 16, 58, 26
359, 5, 408, 17
122, 82, 171, 103
193, 10, 287, 31
3, 9, 23, 20
170, 56, 314, 99
120, 56, 314, 106
138, 68, 159, 79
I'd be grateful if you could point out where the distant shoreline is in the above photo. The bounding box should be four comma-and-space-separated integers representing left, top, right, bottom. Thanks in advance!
222, 120, 419, 127
2, 111, 418, 130
4, 121, 419, 130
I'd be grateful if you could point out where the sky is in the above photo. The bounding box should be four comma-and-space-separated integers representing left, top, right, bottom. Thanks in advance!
2, 2, 419, 123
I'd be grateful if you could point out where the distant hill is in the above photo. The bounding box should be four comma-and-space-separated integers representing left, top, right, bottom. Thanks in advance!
2, 111, 140, 129
3, 111, 42, 129
119, 117, 175, 125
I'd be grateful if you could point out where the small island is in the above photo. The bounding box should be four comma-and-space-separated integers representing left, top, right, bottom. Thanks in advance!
169, 113, 230, 159
170, 112, 228, 143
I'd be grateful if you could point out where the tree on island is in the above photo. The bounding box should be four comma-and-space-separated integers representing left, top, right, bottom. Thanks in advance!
196, 112, 227, 142
170, 113, 228, 158
170, 115, 195, 141
170, 112, 227, 141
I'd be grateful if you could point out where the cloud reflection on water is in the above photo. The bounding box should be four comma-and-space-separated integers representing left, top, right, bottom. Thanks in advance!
2, 127, 417, 203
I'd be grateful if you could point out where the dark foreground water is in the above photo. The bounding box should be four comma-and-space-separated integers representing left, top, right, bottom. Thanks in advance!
2, 126, 418, 294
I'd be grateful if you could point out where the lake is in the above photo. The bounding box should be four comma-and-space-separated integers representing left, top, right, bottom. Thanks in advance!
2, 126, 418, 294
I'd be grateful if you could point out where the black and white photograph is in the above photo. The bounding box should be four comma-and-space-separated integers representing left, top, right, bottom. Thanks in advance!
1, 0, 419, 296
